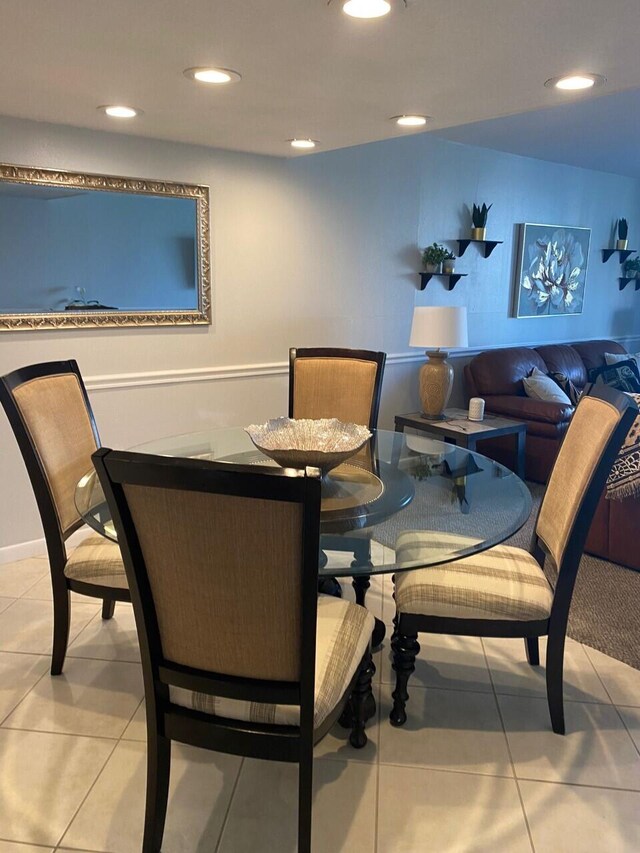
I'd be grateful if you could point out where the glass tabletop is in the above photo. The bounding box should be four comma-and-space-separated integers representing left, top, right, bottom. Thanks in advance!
75, 427, 532, 578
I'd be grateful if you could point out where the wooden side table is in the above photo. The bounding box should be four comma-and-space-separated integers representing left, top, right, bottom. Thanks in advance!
394, 408, 527, 480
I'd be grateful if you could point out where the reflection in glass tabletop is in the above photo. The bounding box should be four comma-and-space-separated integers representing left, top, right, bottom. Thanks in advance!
75, 427, 532, 578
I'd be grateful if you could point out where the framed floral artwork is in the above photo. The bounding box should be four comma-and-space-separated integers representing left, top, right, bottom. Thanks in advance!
512, 223, 591, 318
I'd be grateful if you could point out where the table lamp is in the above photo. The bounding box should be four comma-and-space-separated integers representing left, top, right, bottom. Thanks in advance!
409, 306, 468, 419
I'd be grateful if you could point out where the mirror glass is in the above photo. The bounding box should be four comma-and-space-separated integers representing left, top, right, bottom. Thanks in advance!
0, 165, 211, 330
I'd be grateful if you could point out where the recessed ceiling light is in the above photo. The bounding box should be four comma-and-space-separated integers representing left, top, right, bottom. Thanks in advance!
97, 105, 142, 119
183, 67, 242, 84
391, 114, 430, 127
544, 73, 606, 91
289, 139, 317, 149
343, 0, 391, 18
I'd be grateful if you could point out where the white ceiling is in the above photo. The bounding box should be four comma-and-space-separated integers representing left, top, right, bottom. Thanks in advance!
2, 0, 640, 158
435, 88, 640, 179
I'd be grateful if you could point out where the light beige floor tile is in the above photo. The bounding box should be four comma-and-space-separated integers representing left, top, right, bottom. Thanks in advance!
0, 599, 100, 655
68, 604, 140, 663
483, 636, 610, 703
0, 842, 54, 852
0, 651, 49, 722
21, 576, 86, 604
617, 706, 640, 753
0, 559, 48, 598
380, 633, 493, 693
0, 597, 15, 615
378, 685, 513, 776
61, 740, 241, 853
218, 757, 376, 853
583, 646, 640, 707
0, 728, 114, 846
3, 657, 143, 738
498, 694, 640, 789
377, 765, 531, 853
519, 779, 640, 852
121, 699, 146, 742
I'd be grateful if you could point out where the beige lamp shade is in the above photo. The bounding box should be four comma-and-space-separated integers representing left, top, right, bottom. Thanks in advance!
409, 306, 468, 420
409, 306, 469, 350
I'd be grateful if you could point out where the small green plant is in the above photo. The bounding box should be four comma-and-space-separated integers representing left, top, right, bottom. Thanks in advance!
443, 249, 456, 260
422, 242, 449, 267
472, 203, 492, 228
618, 218, 629, 241
624, 257, 640, 276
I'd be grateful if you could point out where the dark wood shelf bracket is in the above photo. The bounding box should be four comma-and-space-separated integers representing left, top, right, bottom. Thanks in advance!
602, 249, 637, 264
419, 272, 468, 292
456, 239, 503, 259
618, 277, 640, 292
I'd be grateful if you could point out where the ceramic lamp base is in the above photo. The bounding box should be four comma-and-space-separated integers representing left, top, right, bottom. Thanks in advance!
418, 350, 454, 420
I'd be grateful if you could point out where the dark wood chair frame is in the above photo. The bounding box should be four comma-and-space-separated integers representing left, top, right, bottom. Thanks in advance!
93, 448, 374, 853
0, 360, 130, 675
289, 346, 387, 612
389, 384, 637, 735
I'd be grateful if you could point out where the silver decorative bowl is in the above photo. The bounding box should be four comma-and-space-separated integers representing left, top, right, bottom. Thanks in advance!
245, 417, 372, 477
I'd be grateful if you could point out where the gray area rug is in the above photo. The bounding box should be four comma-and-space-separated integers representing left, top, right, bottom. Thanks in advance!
506, 484, 640, 670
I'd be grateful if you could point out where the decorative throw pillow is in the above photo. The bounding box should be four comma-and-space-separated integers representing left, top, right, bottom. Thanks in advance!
523, 367, 572, 404
549, 372, 582, 406
591, 360, 640, 393
605, 351, 640, 375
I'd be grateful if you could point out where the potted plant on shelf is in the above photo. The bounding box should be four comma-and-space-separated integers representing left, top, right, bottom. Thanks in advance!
471, 203, 492, 241
617, 218, 629, 250
422, 243, 448, 274
442, 250, 456, 275
623, 257, 640, 278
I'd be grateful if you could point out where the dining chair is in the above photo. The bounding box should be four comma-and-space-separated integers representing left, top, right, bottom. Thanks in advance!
0, 360, 128, 674
93, 448, 375, 853
289, 346, 386, 608
389, 384, 637, 735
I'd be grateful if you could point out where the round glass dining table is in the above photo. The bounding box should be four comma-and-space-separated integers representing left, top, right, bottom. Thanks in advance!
74, 427, 532, 579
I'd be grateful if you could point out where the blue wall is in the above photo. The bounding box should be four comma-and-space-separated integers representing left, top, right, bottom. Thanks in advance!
287, 132, 640, 353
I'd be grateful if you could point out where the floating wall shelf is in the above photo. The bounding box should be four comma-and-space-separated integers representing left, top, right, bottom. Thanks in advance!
618, 277, 640, 292
419, 272, 468, 291
602, 248, 637, 263
456, 239, 503, 259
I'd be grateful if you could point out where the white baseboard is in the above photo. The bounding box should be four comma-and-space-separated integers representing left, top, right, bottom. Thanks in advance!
0, 527, 94, 566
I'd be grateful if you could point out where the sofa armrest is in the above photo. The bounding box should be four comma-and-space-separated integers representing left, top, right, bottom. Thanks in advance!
485, 395, 574, 424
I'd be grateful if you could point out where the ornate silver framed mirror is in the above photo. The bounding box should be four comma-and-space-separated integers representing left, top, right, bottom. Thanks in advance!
0, 163, 211, 330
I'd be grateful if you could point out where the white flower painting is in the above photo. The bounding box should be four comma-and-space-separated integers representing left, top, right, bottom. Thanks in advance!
513, 224, 591, 318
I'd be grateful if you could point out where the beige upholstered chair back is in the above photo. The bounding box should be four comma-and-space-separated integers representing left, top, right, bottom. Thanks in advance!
536, 395, 622, 568
12, 373, 98, 536
292, 357, 378, 427
123, 483, 304, 682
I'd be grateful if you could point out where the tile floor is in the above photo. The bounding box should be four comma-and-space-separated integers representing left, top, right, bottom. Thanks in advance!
0, 550, 639, 852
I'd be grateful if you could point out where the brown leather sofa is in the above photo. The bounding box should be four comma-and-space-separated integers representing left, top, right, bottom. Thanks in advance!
464, 339, 639, 570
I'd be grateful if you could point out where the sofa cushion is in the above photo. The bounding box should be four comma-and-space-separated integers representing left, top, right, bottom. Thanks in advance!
591, 360, 640, 393
605, 351, 640, 374
523, 367, 572, 405
465, 347, 548, 397
535, 344, 589, 388
570, 340, 626, 374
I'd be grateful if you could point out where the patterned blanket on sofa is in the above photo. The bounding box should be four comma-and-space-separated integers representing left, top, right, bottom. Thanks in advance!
607, 393, 640, 500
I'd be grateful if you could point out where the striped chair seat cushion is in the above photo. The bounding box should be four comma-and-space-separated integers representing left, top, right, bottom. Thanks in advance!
64, 532, 128, 589
394, 534, 553, 621
170, 595, 374, 729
